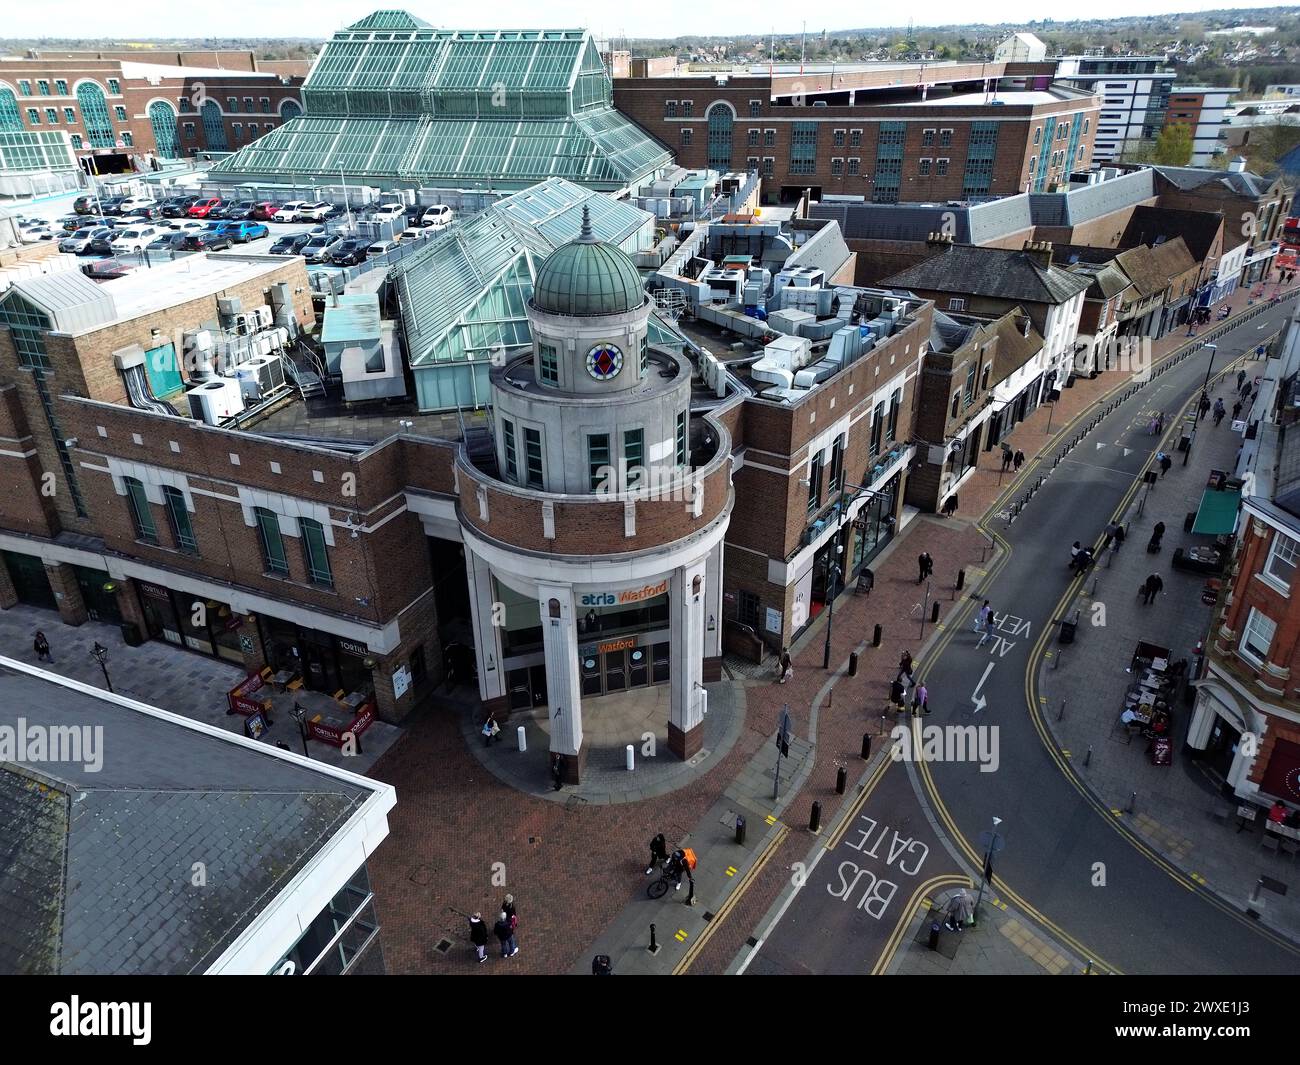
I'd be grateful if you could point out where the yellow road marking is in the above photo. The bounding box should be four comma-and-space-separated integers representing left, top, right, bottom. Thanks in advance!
872, 874, 971, 975
725, 866, 737, 877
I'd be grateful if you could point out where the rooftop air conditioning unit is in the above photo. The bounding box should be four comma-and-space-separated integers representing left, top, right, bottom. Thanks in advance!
255, 305, 273, 329
186, 378, 244, 425
236, 355, 286, 400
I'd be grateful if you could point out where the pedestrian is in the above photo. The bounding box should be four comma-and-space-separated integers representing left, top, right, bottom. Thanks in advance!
1159, 452, 1172, 477
551, 753, 565, 792
33, 630, 51, 663
502, 894, 518, 941
646, 833, 669, 875
1237, 369, 1247, 391
469, 912, 488, 963
493, 911, 518, 958
481, 712, 501, 747
899, 650, 915, 682
1213, 398, 1226, 426
591, 954, 614, 975
1198, 393, 1211, 421
776, 647, 793, 684
1156, 411, 1165, 434
1141, 573, 1164, 605
1232, 399, 1242, 421
889, 678, 907, 707
942, 493, 958, 518
917, 551, 933, 584
974, 600, 993, 647
1000, 444, 1013, 472
1069, 541, 1082, 565
912, 681, 929, 715
859, 566, 874, 596
1013, 449, 1025, 472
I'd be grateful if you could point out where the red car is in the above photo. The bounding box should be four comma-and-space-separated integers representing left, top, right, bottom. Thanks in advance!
187, 197, 223, 218
251, 201, 282, 221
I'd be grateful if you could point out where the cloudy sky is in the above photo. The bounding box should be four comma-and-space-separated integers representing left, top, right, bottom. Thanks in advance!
3, 0, 1292, 40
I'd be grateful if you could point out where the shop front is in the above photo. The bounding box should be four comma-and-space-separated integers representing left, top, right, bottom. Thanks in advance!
2, 551, 55, 610
850, 473, 900, 575
74, 566, 123, 624
259, 616, 375, 697
134, 579, 245, 664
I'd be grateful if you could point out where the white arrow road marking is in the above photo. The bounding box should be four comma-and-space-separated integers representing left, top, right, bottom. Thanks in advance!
971, 661, 994, 714
1123, 448, 1132, 456
1096, 442, 1105, 450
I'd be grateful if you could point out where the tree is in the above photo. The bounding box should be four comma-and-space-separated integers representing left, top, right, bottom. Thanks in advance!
1151, 124, 1194, 166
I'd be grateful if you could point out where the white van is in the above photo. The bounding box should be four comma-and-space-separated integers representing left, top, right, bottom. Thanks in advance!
421, 204, 454, 230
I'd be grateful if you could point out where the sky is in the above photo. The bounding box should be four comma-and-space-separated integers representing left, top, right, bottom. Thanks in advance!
3, 0, 1295, 42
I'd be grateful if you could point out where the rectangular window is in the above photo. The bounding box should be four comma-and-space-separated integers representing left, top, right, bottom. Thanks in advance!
681, 100, 693, 117
919, 158, 931, 175
107, 79, 120, 95
588, 433, 611, 491
748, 128, 759, 146
1034, 127, 1041, 145
951, 391, 961, 419
71, 134, 83, 148
162, 486, 196, 554
847, 157, 860, 176
675, 410, 688, 466
243, 97, 254, 113
55, 80, 68, 95
762, 157, 774, 178
1265, 531, 1300, 589
232, 123, 243, 144
114, 105, 126, 121
940, 129, 952, 147
502, 419, 518, 478
963, 363, 977, 407
922, 128, 935, 146
850, 129, 862, 147
17, 81, 31, 96
870, 402, 885, 458
26, 109, 39, 125
749, 99, 762, 117
981, 363, 991, 391
828, 435, 845, 495
680, 128, 692, 146
747, 155, 759, 169
45, 108, 57, 124
301, 518, 333, 587
738, 589, 760, 627
789, 120, 817, 174
764, 128, 775, 147
948, 297, 966, 311
887, 389, 901, 441
255, 507, 289, 576
831, 157, 843, 175
227, 96, 238, 112
640, 334, 648, 376
125, 479, 158, 544
183, 122, 195, 138
1241, 608, 1276, 666
260, 96, 271, 113
538, 343, 559, 385
121, 131, 133, 147
524, 427, 543, 489
833, 128, 845, 147
37, 80, 50, 96
936, 158, 949, 176
63, 107, 75, 123
624, 429, 644, 487
807, 451, 824, 515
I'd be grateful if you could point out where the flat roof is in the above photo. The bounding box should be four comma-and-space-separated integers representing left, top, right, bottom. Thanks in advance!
94, 254, 295, 330
898, 91, 1075, 108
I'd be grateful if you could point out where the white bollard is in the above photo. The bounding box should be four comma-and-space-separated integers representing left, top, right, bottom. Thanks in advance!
626, 744, 635, 771
699, 689, 709, 716
517, 725, 527, 752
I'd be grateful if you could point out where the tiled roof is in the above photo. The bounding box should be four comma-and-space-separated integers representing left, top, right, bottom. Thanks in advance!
1120, 205, 1224, 261
881, 244, 1091, 305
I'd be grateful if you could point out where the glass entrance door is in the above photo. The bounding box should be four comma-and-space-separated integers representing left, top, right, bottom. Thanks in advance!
603, 650, 627, 692
628, 647, 649, 687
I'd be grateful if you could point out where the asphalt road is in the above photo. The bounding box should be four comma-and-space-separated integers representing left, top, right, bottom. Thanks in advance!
916, 298, 1300, 975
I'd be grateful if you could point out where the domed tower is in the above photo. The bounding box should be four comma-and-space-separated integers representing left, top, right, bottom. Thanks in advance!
492, 206, 693, 495
463, 205, 732, 784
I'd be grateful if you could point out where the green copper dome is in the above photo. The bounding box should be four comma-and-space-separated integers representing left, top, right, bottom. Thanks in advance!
532, 206, 647, 317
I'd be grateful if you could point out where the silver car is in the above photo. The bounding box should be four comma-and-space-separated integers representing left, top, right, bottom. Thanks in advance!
301, 234, 344, 263
60, 226, 114, 254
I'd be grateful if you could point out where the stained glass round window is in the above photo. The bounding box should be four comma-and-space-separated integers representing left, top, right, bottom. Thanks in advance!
586, 344, 623, 380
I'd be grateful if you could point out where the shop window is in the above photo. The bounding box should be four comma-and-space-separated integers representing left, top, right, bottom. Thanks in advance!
624, 428, 644, 488
254, 506, 289, 576
162, 486, 197, 554
502, 418, 518, 478
301, 518, 333, 587
588, 433, 611, 491
1241, 608, 1276, 666
538, 342, 559, 385
1265, 531, 1300, 590
124, 477, 158, 544
524, 427, 543, 489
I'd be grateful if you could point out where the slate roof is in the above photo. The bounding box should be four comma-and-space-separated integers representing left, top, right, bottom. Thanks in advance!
1274, 423, 1300, 518
928, 309, 976, 354
0, 672, 374, 975
1120, 205, 1224, 262
1113, 238, 1195, 300
1151, 164, 1277, 199
989, 309, 1043, 383
881, 244, 1092, 306
1069, 260, 1134, 301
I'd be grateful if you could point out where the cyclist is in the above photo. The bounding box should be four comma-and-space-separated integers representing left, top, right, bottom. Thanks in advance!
666, 848, 694, 892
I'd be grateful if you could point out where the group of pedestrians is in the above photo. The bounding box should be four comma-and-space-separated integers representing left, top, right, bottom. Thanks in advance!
998, 445, 1026, 474
889, 650, 929, 713
646, 833, 696, 892
467, 894, 520, 963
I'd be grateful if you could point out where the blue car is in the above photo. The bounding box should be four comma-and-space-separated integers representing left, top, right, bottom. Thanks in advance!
214, 220, 270, 243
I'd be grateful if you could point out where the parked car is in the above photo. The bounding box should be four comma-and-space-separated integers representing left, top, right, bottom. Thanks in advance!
121, 204, 164, 221
164, 219, 207, 234
370, 203, 406, 223
18, 225, 57, 244
86, 232, 119, 256
161, 195, 201, 217
222, 220, 270, 243
183, 231, 233, 251
328, 238, 370, 266
186, 197, 223, 218
273, 200, 310, 222
367, 238, 402, 259
109, 226, 162, 254
57, 214, 87, 232
421, 204, 454, 230
99, 195, 128, 215
269, 232, 312, 256
117, 195, 156, 215
251, 201, 282, 221
147, 232, 191, 253
301, 234, 344, 262
73, 195, 98, 214
59, 226, 115, 254
321, 203, 349, 220
80, 257, 135, 281
218, 200, 260, 221
294, 201, 333, 222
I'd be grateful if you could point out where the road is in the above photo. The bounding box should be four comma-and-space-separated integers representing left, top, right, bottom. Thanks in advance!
746, 298, 1300, 974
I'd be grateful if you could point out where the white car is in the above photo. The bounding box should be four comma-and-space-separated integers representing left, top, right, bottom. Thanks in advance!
109, 225, 162, 254
421, 204, 453, 230
294, 201, 332, 222
117, 195, 156, 214
165, 219, 207, 234
371, 202, 406, 222
18, 225, 56, 244
274, 200, 310, 222
367, 239, 402, 258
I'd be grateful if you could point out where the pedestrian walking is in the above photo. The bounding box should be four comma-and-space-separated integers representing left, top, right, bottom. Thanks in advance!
889, 678, 907, 707
551, 753, 565, 792
481, 712, 502, 747
974, 600, 993, 647
912, 682, 929, 715
1013, 449, 1025, 472
1213, 398, 1226, 426
1237, 369, 1247, 391
776, 647, 793, 684
1000, 444, 1013, 472
469, 912, 489, 963
1159, 452, 1172, 477
502, 894, 518, 926
646, 833, 669, 875
591, 955, 614, 975
493, 911, 518, 958
917, 551, 933, 584
1198, 393, 1211, 421
859, 566, 874, 596
33, 630, 51, 663
1141, 573, 1164, 605
942, 493, 959, 518
899, 650, 915, 682
1232, 399, 1242, 421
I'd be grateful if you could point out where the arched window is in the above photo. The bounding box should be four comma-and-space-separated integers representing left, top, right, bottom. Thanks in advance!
148, 100, 180, 158
280, 100, 302, 121
201, 99, 228, 151
0, 88, 22, 132
707, 103, 733, 170
76, 81, 114, 148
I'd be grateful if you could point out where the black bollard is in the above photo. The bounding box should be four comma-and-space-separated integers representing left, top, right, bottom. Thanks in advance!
836, 766, 847, 794
649, 923, 658, 953
872, 623, 882, 647
931, 601, 940, 623
809, 801, 822, 833
861, 733, 871, 759
735, 814, 746, 845
956, 569, 966, 591
848, 651, 859, 677
928, 921, 942, 950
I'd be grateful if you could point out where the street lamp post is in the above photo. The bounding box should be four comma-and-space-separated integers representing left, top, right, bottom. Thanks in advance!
290, 702, 310, 759
973, 815, 1003, 925
1200, 342, 1219, 394
90, 641, 113, 693
337, 161, 352, 231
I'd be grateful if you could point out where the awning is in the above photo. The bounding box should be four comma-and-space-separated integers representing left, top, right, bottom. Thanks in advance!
1192, 487, 1242, 535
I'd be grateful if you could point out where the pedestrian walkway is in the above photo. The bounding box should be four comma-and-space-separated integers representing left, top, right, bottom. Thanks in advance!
0, 602, 402, 773
1039, 348, 1300, 944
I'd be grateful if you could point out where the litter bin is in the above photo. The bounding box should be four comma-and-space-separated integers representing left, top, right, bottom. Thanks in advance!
1178, 433, 1191, 453
120, 621, 143, 647
1058, 610, 1079, 645
1184, 511, 1196, 533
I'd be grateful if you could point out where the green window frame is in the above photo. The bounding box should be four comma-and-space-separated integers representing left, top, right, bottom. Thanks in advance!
254, 507, 289, 576
107, 78, 121, 95
55, 80, 68, 95
260, 96, 271, 113
524, 427, 543, 490
70, 134, 82, 149
675, 410, 688, 466
113, 105, 127, 121
18, 81, 31, 96
201, 99, 227, 150
588, 432, 610, 491
37, 80, 49, 96
162, 485, 197, 554
44, 108, 57, 124
502, 418, 518, 478
76, 82, 114, 147
0, 89, 21, 132
301, 518, 333, 587
624, 428, 644, 487
121, 131, 133, 147
124, 477, 158, 544
63, 107, 75, 123
538, 342, 559, 385
26, 109, 40, 126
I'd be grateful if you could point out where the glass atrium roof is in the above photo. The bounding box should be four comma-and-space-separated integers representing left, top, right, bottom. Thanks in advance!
211, 14, 671, 192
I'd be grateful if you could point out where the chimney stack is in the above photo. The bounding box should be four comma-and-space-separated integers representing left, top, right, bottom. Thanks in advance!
927, 232, 954, 247
1022, 239, 1054, 269
1228, 156, 1247, 174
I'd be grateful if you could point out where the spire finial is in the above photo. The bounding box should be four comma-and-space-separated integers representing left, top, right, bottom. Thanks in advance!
579, 204, 595, 242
